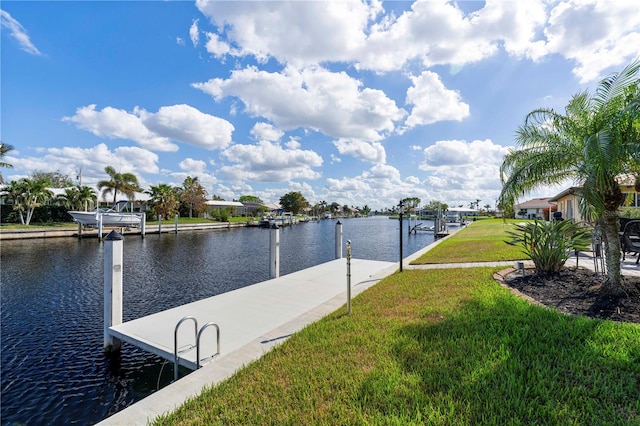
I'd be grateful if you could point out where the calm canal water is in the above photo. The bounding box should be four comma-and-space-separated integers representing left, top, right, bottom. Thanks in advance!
1, 216, 435, 425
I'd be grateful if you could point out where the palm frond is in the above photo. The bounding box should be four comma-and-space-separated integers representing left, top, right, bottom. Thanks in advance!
593, 60, 640, 108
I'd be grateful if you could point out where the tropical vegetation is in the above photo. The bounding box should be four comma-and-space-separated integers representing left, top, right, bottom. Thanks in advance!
3, 178, 53, 225
0, 142, 15, 184
97, 166, 142, 205
499, 60, 640, 295
57, 185, 97, 211
506, 220, 592, 274
146, 183, 180, 220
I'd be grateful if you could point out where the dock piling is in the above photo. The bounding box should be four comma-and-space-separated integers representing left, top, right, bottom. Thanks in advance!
335, 221, 343, 259
104, 230, 123, 352
269, 224, 280, 279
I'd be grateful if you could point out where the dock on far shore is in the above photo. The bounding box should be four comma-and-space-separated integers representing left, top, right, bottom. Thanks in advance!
0, 221, 246, 240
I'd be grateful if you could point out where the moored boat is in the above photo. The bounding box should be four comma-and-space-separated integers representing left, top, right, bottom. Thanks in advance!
68, 201, 143, 228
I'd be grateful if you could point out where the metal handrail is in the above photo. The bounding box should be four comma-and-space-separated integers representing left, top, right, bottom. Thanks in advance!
174, 316, 198, 381
196, 322, 220, 369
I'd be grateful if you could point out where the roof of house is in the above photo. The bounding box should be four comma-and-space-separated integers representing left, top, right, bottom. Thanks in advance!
549, 187, 582, 202
263, 202, 281, 210
514, 197, 555, 209
205, 200, 244, 207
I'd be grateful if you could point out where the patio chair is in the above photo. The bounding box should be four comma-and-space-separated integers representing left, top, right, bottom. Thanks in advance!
621, 220, 640, 264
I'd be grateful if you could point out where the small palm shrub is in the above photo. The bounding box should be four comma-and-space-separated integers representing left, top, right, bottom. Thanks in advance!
506, 220, 592, 274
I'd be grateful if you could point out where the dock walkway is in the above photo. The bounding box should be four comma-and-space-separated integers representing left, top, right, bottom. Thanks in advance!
100, 258, 396, 425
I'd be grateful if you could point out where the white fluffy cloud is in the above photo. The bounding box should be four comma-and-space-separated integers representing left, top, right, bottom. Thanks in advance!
420, 139, 508, 169
250, 122, 284, 143
141, 104, 234, 150
195, 0, 380, 66
220, 140, 323, 183
533, 0, 640, 83
404, 71, 470, 128
178, 158, 208, 175
205, 32, 232, 57
195, 0, 639, 83
324, 163, 431, 208
417, 139, 510, 203
6, 143, 159, 185
193, 65, 405, 141
63, 104, 234, 151
62, 105, 177, 151
333, 139, 386, 163
168, 157, 218, 190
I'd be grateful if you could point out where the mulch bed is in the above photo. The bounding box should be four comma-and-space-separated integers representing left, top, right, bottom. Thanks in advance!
498, 267, 640, 324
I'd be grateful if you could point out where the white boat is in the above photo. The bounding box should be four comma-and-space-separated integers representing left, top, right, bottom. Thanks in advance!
269, 212, 298, 227
68, 201, 143, 228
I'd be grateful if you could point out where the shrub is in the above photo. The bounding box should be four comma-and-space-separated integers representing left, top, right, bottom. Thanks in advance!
506, 220, 592, 274
619, 207, 640, 219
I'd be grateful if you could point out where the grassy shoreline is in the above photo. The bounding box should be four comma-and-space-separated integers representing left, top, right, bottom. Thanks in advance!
153, 220, 640, 425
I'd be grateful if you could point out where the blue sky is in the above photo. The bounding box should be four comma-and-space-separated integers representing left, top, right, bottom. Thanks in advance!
2, 0, 639, 210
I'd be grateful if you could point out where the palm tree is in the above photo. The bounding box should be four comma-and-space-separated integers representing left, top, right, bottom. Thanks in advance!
499, 61, 640, 295
146, 183, 179, 219
57, 185, 97, 211
4, 178, 53, 225
0, 142, 15, 184
97, 166, 141, 205
76, 185, 97, 211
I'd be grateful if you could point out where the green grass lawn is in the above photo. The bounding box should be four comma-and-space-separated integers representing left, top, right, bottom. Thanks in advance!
154, 267, 639, 425
410, 218, 529, 264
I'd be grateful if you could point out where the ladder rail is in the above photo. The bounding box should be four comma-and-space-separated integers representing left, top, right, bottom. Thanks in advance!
174, 316, 198, 381
196, 322, 221, 369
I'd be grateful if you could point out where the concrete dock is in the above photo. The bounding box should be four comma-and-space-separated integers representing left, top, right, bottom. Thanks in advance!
99, 257, 396, 425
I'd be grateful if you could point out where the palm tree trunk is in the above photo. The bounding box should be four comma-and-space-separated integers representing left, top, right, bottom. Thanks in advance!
602, 214, 624, 296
